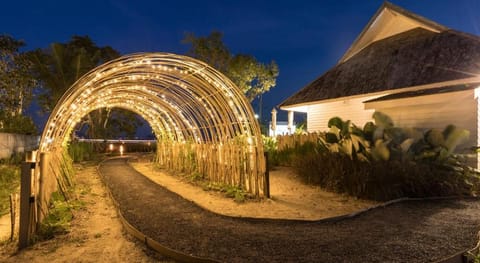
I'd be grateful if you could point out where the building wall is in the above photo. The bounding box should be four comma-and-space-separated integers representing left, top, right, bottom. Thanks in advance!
306, 95, 381, 132
304, 89, 478, 166
365, 89, 477, 151
0, 133, 40, 159
365, 89, 478, 167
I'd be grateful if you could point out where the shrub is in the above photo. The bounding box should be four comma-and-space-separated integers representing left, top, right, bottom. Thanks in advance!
292, 151, 479, 201
0, 165, 20, 216
273, 141, 318, 167
68, 141, 95, 162
36, 192, 73, 240
280, 112, 480, 201
34, 190, 85, 242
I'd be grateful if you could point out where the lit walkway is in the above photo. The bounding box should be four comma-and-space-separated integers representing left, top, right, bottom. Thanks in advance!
99, 157, 480, 262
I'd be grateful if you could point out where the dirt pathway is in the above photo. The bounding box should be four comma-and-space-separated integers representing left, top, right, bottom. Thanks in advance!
0, 213, 11, 242
0, 164, 166, 263
100, 157, 480, 262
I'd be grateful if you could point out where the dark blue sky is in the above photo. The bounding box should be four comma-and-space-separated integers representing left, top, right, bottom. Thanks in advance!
2, 0, 480, 128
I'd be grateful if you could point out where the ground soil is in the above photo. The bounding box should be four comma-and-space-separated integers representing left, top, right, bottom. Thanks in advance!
101, 157, 480, 263
130, 156, 377, 220
0, 156, 479, 262
0, 163, 169, 263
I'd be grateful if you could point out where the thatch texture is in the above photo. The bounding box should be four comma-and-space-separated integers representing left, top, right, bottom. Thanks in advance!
364, 83, 480, 102
281, 28, 480, 107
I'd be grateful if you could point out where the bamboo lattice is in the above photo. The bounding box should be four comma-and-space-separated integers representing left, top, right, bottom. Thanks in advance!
35, 52, 266, 223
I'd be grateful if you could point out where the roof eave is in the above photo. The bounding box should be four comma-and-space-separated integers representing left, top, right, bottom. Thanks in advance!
279, 76, 480, 111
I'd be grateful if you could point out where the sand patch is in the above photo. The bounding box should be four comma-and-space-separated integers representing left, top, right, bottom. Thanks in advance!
130, 161, 378, 220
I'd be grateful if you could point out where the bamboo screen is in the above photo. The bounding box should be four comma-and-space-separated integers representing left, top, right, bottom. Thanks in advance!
36, 53, 266, 220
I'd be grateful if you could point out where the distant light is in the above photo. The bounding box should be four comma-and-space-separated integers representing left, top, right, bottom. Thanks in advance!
109, 144, 114, 151
254, 114, 259, 119
119, 145, 124, 156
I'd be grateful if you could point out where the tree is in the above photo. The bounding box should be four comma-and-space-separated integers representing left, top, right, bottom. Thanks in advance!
29, 36, 118, 113
183, 31, 279, 102
0, 35, 37, 134
29, 36, 142, 139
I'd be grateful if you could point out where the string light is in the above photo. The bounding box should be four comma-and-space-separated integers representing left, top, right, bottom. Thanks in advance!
38, 52, 266, 195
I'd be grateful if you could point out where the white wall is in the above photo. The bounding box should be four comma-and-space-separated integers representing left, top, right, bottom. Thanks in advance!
306, 95, 381, 132
304, 89, 478, 167
0, 133, 40, 159
365, 89, 477, 152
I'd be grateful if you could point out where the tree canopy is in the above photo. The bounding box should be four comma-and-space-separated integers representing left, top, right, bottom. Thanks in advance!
0, 35, 37, 134
29, 35, 119, 113
183, 31, 279, 101
30, 36, 143, 139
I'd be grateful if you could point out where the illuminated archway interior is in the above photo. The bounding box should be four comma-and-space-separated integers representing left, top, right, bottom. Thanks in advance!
36, 52, 266, 219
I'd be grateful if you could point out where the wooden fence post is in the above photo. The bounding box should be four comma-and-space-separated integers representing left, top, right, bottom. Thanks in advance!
37, 152, 50, 225
264, 152, 270, 198
9, 194, 16, 241
19, 161, 35, 249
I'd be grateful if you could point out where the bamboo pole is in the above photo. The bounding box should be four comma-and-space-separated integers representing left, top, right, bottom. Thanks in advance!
9, 194, 16, 241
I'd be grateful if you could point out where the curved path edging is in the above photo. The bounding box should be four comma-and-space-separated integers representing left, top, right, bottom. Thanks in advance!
97, 156, 479, 262
97, 157, 220, 263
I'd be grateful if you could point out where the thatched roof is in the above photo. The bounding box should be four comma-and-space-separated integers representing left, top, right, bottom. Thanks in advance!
363, 83, 480, 103
280, 27, 480, 107
339, 1, 447, 63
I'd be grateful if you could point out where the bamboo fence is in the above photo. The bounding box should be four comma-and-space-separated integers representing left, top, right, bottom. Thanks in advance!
276, 132, 321, 151
32, 53, 266, 230
156, 139, 265, 196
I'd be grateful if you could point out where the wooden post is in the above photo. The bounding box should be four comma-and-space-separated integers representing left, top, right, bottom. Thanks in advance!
19, 162, 35, 249
37, 152, 49, 225
9, 194, 16, 241
264, 152, 270, 198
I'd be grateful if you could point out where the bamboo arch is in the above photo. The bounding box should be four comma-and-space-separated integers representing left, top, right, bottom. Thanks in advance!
35, 52, 265, 222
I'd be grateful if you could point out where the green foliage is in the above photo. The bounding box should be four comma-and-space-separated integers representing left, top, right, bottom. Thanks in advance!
0, 35, 37, 124
272, 141, 318, 167
293, 151, 479, 201
0, 111, 37, 134
68, 141, 95, 162
29, 36, 142, 139
183, 31, 279, 101
320, 113, 471, 170
262, 135, 280, 165
36, 192, 72, 240
182, 31, 230, 70
473, 249, 480, 263
278, 112, 480, 201
29, 35, 119, 113
295, 123, 306, 135
319, 116, 370, 161
262, 135, 277, 153
182, 171, 249, 203
0, 165, 19, 216
224, 185, 247, 203
34, 191, 84, 241
78, 108, 145, 140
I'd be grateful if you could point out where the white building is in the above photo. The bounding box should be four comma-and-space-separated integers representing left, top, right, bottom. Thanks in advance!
279, 1, 480, 166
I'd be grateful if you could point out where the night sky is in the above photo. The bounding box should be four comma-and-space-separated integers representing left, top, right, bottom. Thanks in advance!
2, 0, 480, 131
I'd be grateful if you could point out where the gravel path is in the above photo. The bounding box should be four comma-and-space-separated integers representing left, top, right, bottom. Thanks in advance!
99, 157, 480, 263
